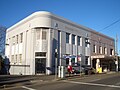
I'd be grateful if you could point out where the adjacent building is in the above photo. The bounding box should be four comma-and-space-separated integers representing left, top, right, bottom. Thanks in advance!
5, 11, 115, 75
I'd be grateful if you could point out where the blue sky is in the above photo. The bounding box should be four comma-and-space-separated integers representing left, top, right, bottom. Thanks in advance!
0, 0, 120, 53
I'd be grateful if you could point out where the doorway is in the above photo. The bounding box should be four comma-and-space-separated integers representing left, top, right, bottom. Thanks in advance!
92, 59, 96, 69
35, 58, 46, 74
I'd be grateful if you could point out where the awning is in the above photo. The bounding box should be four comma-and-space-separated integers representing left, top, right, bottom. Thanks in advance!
91, 55, 115, 60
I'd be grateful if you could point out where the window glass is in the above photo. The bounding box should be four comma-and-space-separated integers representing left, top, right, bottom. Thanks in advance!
93, 45, 96, 53
99, 46, 102, 54
12, 36, 15, 45
20, 33, 23, 43
72, 34, 75, 44
77, 36, 80, 45
42, 30, 46, 40
19, 54, 22, 63
105, 47, 107, 54
36, 29, 40, 40
16, 35, 18, 44
66, 33, 70, 43
110, 49, 113, 55
35, 52, 46, 57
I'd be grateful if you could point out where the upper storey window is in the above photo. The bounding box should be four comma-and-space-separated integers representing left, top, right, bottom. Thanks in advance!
110, 49, 114, 55
42, 30, 47, 40
12, 36, 15, 45
93, 44, 96, 53
20, 33, 23, 43
72, 34, 75, 45
104, 47, 107, 54
66, 33, 70, 43
16, 35, 18, 44
78, 36, 82, 46
36, 29, 40, 40
36, 28, 47, 40
99, 46, 102, 54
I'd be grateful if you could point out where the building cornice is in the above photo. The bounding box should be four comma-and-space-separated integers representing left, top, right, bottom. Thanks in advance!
7, 11, 114, 41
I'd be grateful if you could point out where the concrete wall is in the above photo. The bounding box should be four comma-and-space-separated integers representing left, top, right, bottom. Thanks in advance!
5, 11, 114, 75
90, 32, 115, 56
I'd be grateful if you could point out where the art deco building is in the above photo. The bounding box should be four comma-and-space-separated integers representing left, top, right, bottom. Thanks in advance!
5, 11, 115, 75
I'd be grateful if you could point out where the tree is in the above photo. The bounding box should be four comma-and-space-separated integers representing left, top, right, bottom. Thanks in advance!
0, 26, 7, 55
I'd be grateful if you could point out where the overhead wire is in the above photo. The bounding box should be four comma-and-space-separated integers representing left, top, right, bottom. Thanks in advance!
98, 18, 120, 32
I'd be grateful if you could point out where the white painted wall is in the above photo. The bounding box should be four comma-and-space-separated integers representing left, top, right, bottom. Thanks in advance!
5, 11, 114, 75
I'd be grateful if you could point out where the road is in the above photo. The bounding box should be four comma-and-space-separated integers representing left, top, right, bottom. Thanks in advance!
3, 73, 120, 90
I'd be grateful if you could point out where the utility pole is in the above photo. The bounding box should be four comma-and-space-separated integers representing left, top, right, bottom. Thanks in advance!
116, 34, 118, 72
55, 49, 58, 79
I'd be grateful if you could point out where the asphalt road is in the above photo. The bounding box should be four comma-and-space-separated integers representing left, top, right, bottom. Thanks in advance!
3, 73, 120, 90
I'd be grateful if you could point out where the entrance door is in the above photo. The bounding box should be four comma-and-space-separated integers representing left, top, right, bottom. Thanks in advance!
92, 59, 96, 69
35, 58, 46, 74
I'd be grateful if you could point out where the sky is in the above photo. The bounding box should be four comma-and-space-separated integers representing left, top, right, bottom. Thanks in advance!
0, 0, 120, 53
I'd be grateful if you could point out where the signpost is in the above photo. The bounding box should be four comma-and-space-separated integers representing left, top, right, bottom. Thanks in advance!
62, 54, 82, 76
78, 54, 82, 76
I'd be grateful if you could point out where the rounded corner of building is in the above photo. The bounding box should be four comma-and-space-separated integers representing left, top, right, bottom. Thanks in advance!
6, 28, 10, 33
32, 11, 53, 17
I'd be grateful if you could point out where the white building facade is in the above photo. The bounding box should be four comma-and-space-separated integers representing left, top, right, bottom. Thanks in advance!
5, 11, 115, 75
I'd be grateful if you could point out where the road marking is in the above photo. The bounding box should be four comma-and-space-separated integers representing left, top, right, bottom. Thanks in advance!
64, 80, 120, 88
21, 86, 36, 90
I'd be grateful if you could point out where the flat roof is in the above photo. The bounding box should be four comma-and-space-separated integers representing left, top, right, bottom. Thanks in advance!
7, 11, 114, 40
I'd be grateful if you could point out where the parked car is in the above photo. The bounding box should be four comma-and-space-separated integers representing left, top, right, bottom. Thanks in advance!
72, 64, 96, 75
82, 65, 96, 75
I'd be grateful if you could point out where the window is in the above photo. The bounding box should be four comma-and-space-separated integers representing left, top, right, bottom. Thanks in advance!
42, 30, 47, 40
36, 29, 40, 40
71, 58, 75, 65
72, 34, 75, 44
35, 52, 46, 57
99, 46, 102, 54
110, 49, 113, 55
104, 47, 107, 54
20, 33, 23, 43
12, 36, 15, 45
66, 33, 70, 43
99, 46, 100, 53
77, 36, 81, 46
19, 54, 22, 63
16, 35, 18, 44
93, 45, 96, 53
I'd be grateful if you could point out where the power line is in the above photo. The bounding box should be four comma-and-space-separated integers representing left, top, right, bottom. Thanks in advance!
99, 18, 120, 32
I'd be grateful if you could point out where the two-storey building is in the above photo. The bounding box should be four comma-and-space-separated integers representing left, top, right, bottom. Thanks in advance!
5, 11, 115, 75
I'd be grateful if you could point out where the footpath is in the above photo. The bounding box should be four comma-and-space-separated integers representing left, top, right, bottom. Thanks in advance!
0, 72, 119, 89
0, 75, 55, 89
